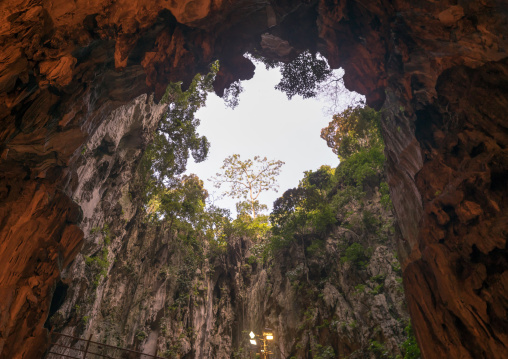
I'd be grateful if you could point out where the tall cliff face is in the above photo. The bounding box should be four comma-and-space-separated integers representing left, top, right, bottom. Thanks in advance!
402, 60, 508, 358
0, 90, 163, 358
0, 0, 507, 358
47, 154, 409, 359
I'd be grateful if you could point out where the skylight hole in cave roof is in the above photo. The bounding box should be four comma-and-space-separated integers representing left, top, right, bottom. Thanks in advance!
185, 56, 365, 216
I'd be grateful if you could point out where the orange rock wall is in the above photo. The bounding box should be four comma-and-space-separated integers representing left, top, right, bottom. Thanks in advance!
0, 0, 507, 358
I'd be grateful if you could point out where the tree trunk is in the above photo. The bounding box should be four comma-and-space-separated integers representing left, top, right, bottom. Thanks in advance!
249, 187, 256, 218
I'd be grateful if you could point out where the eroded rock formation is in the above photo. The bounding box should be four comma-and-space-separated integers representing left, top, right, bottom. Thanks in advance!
1, 0, 507, 358
46, 139, 408, 358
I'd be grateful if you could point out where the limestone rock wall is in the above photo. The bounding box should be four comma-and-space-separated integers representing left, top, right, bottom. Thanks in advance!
0, 92, 163, 358
236, 187, 409, 359
47, 166, 408, 359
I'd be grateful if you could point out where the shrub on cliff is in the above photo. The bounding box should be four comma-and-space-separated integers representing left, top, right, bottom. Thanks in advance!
270, 165, 337, 240
400, 323, 421, 359
340, 242, 370, 269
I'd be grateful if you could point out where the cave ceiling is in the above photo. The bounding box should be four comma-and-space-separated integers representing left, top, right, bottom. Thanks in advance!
0, 0, 507, 358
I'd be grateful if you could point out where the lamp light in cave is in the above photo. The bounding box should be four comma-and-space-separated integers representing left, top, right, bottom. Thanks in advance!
263, 329, 273, 340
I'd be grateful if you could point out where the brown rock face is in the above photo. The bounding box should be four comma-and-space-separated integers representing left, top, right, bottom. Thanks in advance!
0, 178, 83, 358
405, 60, 508, 358
0, 0, 507, 358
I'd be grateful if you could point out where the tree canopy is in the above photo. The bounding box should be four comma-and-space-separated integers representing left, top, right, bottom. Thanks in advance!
140, 61, 219, 193
275, 50, 332, 99
270, 165, 336, 239
147, 174, 208, 223
211, 154, 284, 218
320, 106, 383, 160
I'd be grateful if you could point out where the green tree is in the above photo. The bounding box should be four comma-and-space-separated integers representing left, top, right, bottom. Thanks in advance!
236, 200, 267, 218
334, 146, 385, 188
140, 61, 219, 194
320, 106, 382, 160
275, 50, 331, 99
147, 174, 208, 228
197, 205, 232, 256
271, 166, 335, 237
340, 242, 369, 269
211, 154, 284, 218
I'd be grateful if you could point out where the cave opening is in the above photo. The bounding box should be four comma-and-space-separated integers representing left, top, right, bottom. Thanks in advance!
184, 55, 364, 215
1, 0, 506, 357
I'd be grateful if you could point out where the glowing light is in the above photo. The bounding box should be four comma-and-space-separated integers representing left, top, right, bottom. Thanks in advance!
249, 331, 255, 339
266, 335, 273, 340
250, 339, 257, 345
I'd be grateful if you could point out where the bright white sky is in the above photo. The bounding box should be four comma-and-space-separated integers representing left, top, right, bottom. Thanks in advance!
186, 60, 362, 217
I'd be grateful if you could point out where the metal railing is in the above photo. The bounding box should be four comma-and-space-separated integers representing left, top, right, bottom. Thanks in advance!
47, 332, 168, 359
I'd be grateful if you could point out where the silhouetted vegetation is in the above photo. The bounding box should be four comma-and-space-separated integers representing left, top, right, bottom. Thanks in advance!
275, 50, 332, 99
223, 80, 244, 109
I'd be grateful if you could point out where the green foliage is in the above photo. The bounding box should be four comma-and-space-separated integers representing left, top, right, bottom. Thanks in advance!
312, 344, 335, 359
393, 263, 402, 277
232, 213, 271, 240
136, 330, 147, 341
362, 210, 381, 233
199, 205, 232, 255
223, 80, 243, 109
321, 106, 383, 160
84, 246, 109, 288
354, 284, 366, 294
371, 274, 386, 283
306, 239, 325, 256
270, 165, 336, 245
212, 154, 284, 219
330, 186, 364, 209
400, 323, 421, 359
380, 182, 392, 209
275, 50, 332, 99
341, 242, 369, 269
321, 105, 385, 195
140, 62, 218, 197
316, 319, 330, 329
90, 223, 112, 244
369, 339, 390, 358
335, 146, 385, 187
371, 283, 384, 295
146, 174, 208, 224
270, 187, 307, 232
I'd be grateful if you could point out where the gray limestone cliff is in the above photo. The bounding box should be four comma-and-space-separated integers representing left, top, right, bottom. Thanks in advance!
46, 128, 411, 359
